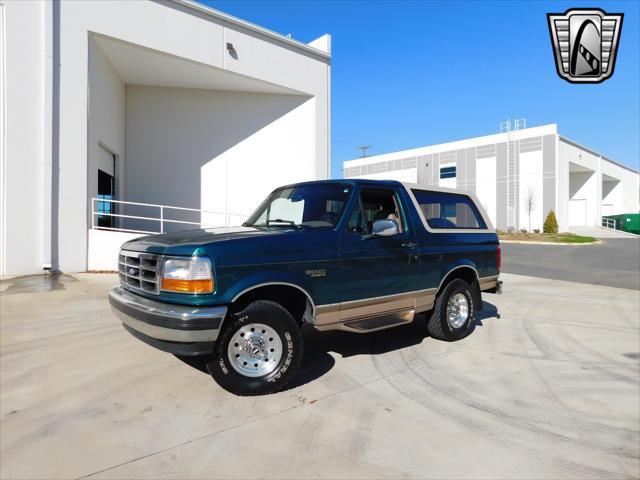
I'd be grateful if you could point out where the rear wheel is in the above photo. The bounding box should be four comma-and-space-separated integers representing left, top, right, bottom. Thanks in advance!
427, 279, 475, 341
208, 300, 303, 396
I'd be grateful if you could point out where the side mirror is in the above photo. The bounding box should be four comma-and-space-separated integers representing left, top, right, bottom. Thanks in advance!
371, 219, 399, 237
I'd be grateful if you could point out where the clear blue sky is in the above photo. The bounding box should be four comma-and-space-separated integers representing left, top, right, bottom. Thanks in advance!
203, 0, 639, 178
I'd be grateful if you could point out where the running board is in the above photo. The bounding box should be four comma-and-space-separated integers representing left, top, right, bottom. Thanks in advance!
343, 308, 415, 332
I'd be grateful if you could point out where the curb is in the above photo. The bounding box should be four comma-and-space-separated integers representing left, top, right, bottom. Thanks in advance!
499, 239, 603, 246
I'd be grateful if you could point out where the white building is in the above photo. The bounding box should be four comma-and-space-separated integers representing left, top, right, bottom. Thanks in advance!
0, 0, 331, 276
344, 124, 639, 233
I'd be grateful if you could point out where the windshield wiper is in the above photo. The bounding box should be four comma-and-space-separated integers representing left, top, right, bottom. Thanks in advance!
268, 218, 296, 225
264, 219, 303, 230
248, 221, 301, 230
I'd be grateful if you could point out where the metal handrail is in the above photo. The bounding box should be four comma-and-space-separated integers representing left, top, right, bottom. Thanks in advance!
94, 197, 218, 213
602, 217, 616, 230
91, 197, 248, 234
90, 225, 157, 235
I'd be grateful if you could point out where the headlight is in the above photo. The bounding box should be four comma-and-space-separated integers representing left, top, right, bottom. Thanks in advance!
161, 257, 214, 294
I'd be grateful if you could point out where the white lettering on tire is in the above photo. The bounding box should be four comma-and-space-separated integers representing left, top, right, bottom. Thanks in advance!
219, 359, 229, 375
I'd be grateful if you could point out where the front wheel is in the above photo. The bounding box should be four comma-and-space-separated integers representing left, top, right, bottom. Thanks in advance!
208, 300, 303, 396
426, 279, 475, 341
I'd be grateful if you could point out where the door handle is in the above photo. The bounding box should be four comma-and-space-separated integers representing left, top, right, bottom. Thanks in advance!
402, 242, 417, 248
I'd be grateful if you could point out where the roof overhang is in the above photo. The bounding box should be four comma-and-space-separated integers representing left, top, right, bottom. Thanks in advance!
165, 0, 331, 60
569, 162, 594, 173
602, 173, 621, 183
93, 34, 305, 95
559, 136, 638, 174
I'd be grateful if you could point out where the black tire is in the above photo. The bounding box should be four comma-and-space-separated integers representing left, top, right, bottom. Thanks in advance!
427, 279, 475, 341
207, 300, 303, 396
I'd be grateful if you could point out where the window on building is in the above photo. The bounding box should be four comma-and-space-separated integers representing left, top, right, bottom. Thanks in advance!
440, 166, 457, 179
412, 190, 486, 229
97, 170, 115, 229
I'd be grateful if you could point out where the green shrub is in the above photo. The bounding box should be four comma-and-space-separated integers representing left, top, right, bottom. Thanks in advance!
543, 210, 558, 234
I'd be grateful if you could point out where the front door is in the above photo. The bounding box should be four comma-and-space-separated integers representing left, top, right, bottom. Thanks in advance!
338, 187, 419, 325
568, 198, 587, 226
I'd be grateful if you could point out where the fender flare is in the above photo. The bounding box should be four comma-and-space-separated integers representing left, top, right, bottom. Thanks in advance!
230, 281, 316, 318
226, 270, 317, 320
437, 261, 482, 310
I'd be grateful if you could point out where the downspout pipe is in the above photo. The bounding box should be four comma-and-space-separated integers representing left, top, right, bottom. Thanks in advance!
43, 0, 60, 272
43, 0, 53, 269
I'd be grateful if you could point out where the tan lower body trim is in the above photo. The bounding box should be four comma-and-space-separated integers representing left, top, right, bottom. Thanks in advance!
314, 288, 437, 330
340, 291, 415, 321
314, 274, 501, 331
317, 307, 414, 333
479, 275, 499, 291
314, 303, 340, 326
415, 288, 436, 312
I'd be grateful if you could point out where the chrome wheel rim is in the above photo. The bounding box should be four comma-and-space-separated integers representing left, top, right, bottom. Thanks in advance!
447, 293, 469, 329
227, 323, 283, 378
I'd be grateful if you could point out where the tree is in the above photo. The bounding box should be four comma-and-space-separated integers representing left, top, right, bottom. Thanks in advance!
525, 186, 536, 232
543, 210, 558, 234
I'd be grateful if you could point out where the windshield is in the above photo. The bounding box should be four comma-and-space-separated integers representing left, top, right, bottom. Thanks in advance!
245, 184, 352, 229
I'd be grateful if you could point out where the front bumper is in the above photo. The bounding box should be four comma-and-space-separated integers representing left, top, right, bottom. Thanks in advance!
109, 286, 227, 356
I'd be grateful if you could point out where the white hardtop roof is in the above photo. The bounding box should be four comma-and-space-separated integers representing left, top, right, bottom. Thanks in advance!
401, 182, 459, 194
169, 0, 331, 59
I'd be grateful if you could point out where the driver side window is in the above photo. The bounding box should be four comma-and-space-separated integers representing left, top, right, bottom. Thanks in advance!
347, 205, 367, 234
346, 188, 404, 234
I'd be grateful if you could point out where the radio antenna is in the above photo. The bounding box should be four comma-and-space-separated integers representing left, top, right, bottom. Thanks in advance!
357, 145, 372, 158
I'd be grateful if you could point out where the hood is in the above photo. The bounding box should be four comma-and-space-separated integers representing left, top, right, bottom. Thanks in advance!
121, 225, 340, 271
121, 226, 293, 254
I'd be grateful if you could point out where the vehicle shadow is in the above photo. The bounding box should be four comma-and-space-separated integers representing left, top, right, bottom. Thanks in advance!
173, 354, 210, 375
175, 300, 500, 390
475, 300, 500, 326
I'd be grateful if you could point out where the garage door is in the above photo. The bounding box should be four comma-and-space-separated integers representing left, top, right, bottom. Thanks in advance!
601, 204, 614, 217
569, 199, 587, 226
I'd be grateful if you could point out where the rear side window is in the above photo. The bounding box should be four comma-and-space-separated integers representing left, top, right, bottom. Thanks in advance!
412, 190, 487, 230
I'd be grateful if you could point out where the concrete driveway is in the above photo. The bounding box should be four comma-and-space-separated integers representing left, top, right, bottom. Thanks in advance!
569, 226, 639, 239
1, 273, 639, 479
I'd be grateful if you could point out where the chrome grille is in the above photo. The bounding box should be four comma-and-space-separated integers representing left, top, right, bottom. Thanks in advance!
118, 250, 161, 294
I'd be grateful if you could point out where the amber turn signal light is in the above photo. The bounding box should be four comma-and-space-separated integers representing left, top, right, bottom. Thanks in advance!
161, 257, 214, 294
161, 278, 214, 294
